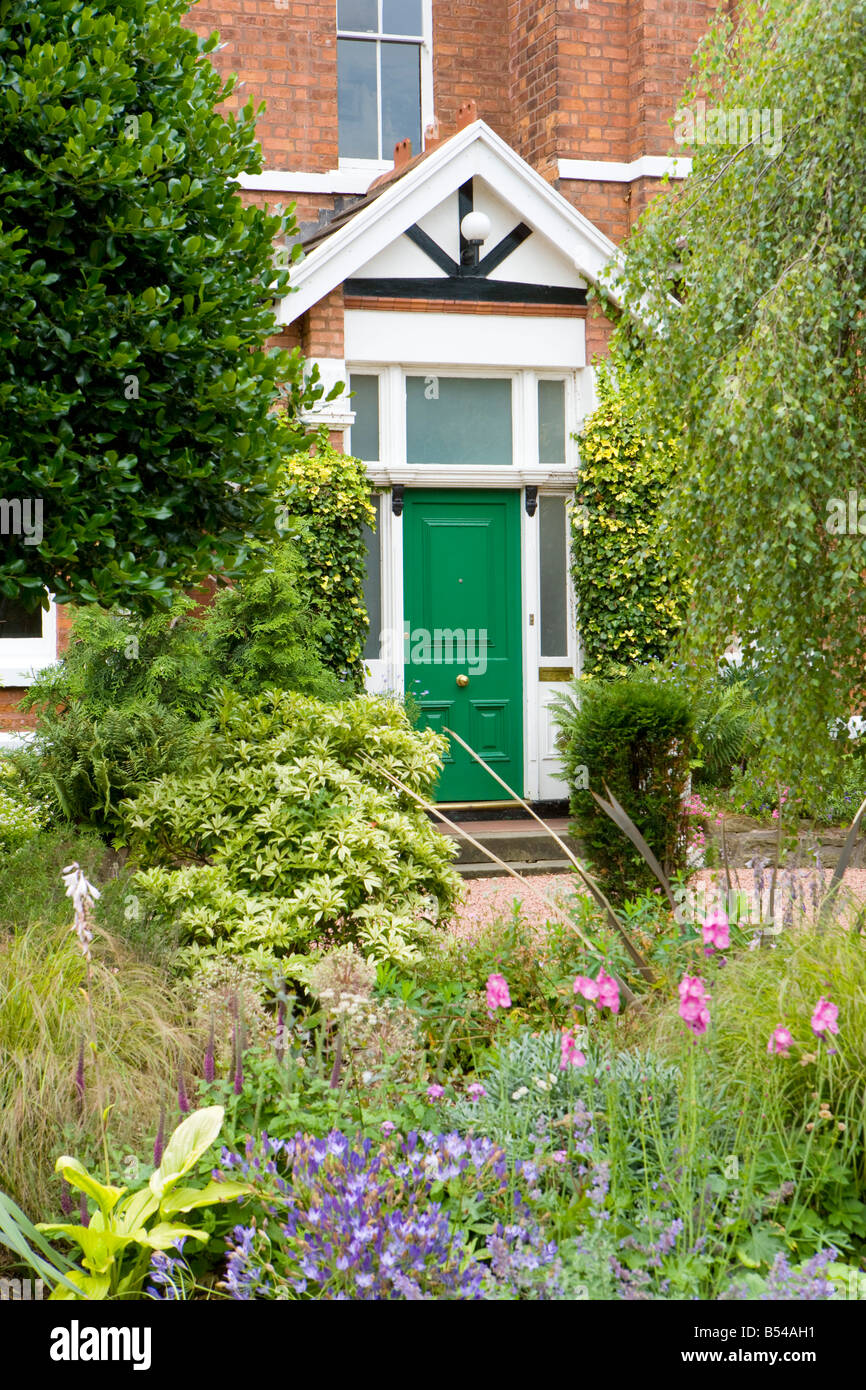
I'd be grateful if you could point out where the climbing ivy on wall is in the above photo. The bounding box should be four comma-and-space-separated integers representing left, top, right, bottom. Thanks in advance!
572, 367, 689, 676
279, 432, 375, 687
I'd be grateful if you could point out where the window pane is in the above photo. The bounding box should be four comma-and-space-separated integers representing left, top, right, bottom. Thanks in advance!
383, 0, 423, 34
338, 39, 379, 159
539, 496, 569, 658
0, 596, 42, 639
381, 42, 421, 158
361, 496, 381, 661
538, 379, 566, 464
349, 374, 380, 461
406, 377, 512, 466
338, 0, 377, 31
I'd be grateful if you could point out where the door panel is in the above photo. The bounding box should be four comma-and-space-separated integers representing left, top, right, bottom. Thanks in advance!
403, 490, 523, 801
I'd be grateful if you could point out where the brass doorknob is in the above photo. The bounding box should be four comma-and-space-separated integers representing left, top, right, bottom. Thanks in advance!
456, 674, 469, 688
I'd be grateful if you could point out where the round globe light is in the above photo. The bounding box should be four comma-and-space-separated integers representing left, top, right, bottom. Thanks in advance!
460, 210, 491, 245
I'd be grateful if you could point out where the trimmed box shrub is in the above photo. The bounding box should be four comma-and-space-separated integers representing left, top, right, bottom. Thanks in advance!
556, 674, 693, 902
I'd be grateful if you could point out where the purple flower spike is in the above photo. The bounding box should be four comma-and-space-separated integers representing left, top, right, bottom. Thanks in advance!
60, 1180, 73, 1217
74, 1040, 85, 1112
178, 1068, 190, 1115
79, 1193, 90, 1228
154, 1106, 166, 1168
204, 1016, 216, 1085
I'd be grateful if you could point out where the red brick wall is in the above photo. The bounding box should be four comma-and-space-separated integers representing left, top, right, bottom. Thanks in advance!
627, 0, 726, 163
56, 603, 74, 657
506, 0, 558, 176
185, 2, 723, 176
0, 689, 37, 731
184, 1, 340, 172
434, 2, 513, 147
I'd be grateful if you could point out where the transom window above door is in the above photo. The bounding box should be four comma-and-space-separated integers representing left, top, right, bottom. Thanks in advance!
347, 369, 573, 472
406, 375, 512, 466
337, 1, 426, 162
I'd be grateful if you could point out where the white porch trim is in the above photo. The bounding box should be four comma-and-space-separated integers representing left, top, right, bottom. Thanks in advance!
280, 120, 623, 324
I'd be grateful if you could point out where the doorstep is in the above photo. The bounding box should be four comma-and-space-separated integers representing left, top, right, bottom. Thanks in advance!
434, 817, 580, 878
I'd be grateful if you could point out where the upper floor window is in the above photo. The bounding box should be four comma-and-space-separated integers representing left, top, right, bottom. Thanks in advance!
337, 0, 425, 162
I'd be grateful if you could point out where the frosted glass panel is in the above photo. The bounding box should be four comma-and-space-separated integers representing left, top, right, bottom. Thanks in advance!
349, 374, 380, 461
539, 495, 569, 658
406, 377, 512, 466
538, 379, 566, 464
361, 495, 381, 661
338, 40, 378, 158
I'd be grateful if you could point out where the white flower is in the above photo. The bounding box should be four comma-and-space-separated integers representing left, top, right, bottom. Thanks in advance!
511, 1086, 529, 1101
533, 1077, 549, 1092
361, 1070, 374, 1085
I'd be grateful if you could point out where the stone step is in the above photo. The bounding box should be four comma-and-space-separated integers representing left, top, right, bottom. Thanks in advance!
436, 823, 582, 877
457, 858, 576, 879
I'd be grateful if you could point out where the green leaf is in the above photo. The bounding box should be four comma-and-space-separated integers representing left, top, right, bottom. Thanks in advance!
149, 1105, 225, 1198
140, 1222, 209, 1250
160, 1180, 251, 1216
53, 1157, 125, 1219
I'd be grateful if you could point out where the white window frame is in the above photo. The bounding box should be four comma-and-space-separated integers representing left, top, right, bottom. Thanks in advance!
344, 361, 581, 486
337, 0, 434, 173
0, 596, 58, 685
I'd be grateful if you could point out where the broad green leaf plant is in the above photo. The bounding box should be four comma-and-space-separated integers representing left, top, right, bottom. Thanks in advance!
37, 1106, 249, 1299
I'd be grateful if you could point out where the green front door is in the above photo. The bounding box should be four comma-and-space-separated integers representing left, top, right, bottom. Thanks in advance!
403, 489, 523, 802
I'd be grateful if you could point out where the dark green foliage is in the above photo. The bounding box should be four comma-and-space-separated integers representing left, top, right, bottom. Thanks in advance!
0, 0, 333, 610
200, 542, 342, 702
15, 701, 204, 830
17, 536, 343, 830
23, 596, 208, 717
692, 662, 764, 788
555, 675, 693, 901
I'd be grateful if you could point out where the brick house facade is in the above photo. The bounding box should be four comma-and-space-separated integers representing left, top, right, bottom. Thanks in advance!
2, 1, 722, 800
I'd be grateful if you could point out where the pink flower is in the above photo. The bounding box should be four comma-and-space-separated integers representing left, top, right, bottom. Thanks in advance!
486, 973, 511, 1011
467, 1083, 486, 1100
678, 974, 711, 1036
573, 975, 599, 1002
701, 908, 730, 953
381, 1120, 396, 1134
767, 1025, 793, 1057
551, 1150, 568, 1165
810, 998, 839, 1040
575, 969, 619, 1014
560, 1028, 587, 1070
426, 1084, 445, 1100
596, 968, 620, 1015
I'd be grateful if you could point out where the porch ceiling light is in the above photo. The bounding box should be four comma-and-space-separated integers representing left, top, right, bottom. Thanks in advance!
460, 210, 491, 246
